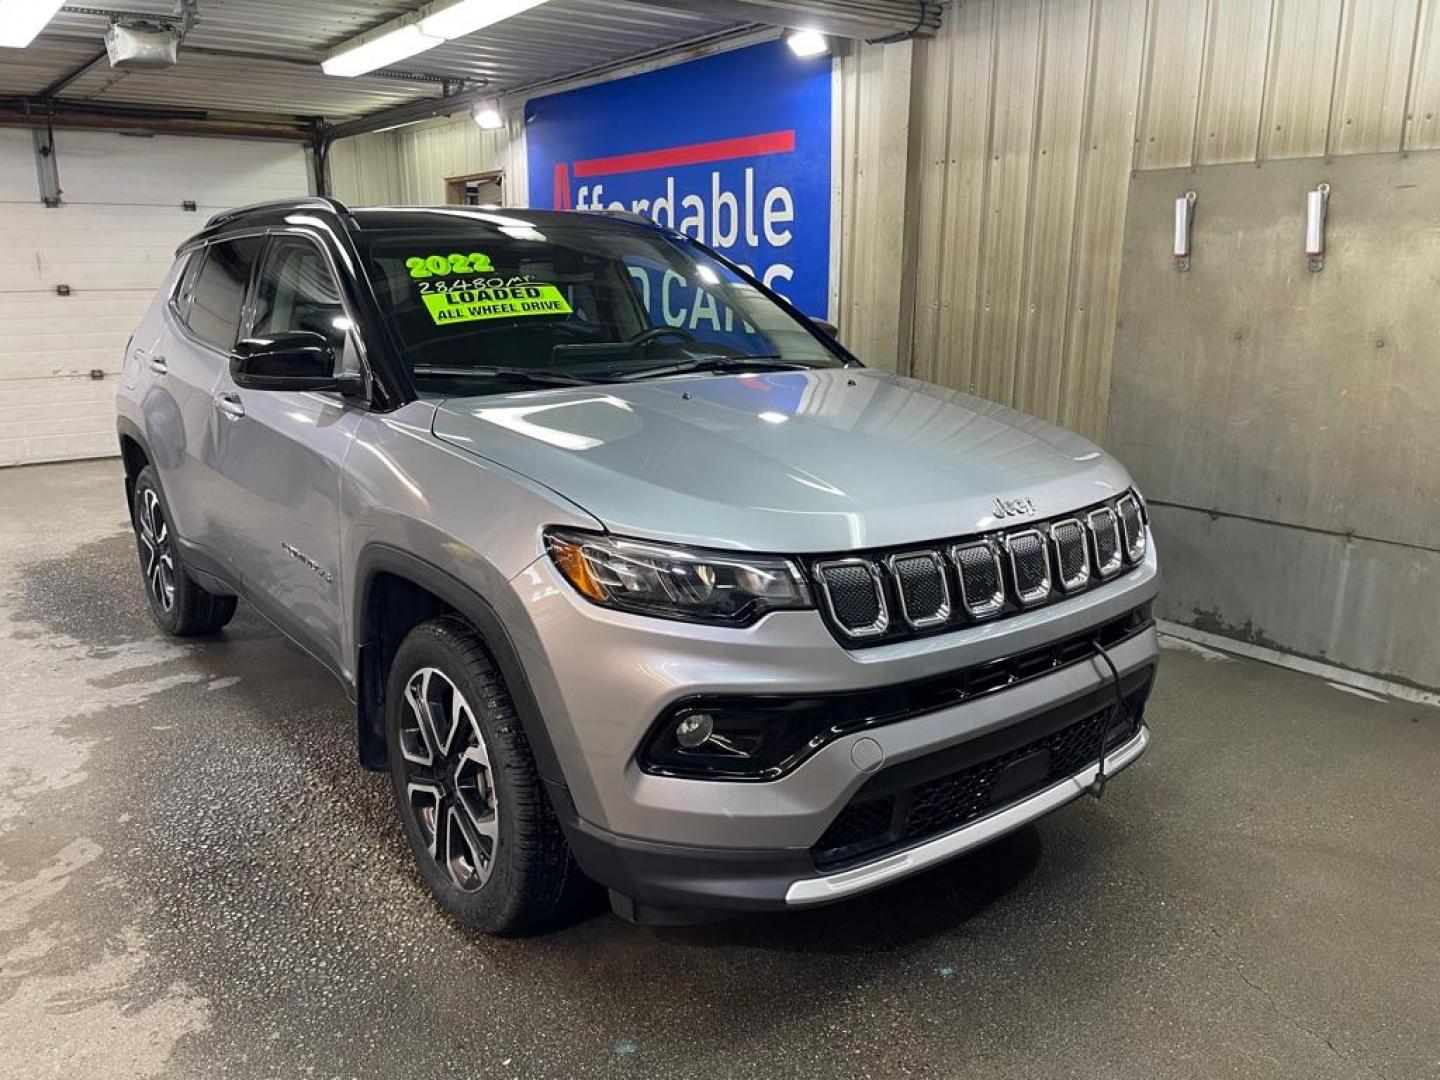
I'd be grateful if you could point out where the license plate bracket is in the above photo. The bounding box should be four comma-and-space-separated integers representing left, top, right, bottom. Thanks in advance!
987, 748, 1051, 807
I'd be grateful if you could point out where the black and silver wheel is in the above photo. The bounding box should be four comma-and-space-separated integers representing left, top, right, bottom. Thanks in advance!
385, 616, 587, 934
136, 484, 177, 615
130, 466, 237, 636
397, 665, 501, 894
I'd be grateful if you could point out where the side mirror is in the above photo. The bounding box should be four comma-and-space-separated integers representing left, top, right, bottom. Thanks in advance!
231, 332, 363, 396
811, 317, 839, 338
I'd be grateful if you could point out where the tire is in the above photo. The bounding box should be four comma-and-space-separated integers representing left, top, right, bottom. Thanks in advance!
384, 615, 586, 934
131, 465, 238, 636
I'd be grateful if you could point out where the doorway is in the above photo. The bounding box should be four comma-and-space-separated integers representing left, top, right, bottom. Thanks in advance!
444, 170, 504, 206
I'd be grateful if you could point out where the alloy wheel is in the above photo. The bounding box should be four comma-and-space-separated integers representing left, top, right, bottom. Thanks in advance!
397, 666, 500, 893
137, 488, 176, 613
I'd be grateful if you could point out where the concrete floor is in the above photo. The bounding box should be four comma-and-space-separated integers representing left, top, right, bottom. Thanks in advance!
1, 459, 1436, 1080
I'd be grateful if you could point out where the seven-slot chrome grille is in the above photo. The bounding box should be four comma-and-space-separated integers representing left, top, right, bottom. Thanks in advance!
809, 492, 1148, 646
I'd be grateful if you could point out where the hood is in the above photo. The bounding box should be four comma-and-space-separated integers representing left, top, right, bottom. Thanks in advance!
431, 368, 1134, 553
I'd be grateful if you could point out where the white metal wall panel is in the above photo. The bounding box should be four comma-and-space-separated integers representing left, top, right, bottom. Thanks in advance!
1257, 0, 1344, 161
836, 38, 914, 370
329, 113, 516, 208
1194, 0, 1275, 164
1406, 0, 1440, 150
329, 130, 406, 206
0, 130, 309, 467
1328, 0, 1423, 155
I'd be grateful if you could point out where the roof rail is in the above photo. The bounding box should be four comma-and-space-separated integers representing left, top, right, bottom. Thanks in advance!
204, 195, 351, 229
580, 208, 659, 228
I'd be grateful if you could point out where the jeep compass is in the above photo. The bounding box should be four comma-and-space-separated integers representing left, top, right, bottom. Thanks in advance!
116, 198, 1159, 932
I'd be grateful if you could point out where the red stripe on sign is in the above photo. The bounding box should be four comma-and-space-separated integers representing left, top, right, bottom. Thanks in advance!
571, 130, 796, 178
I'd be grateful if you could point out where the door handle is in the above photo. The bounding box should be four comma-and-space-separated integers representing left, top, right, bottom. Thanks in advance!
148, 355, 168, 375
214, 392, 246, 420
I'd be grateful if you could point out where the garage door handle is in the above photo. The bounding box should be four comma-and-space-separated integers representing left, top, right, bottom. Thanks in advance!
214, 393, 246, 420
148, 355, 168, 375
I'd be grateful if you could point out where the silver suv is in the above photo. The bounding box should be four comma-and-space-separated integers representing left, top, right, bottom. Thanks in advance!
116, 198, 1159, 932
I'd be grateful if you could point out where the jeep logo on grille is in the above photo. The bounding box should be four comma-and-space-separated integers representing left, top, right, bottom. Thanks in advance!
993, 496, 1037, 519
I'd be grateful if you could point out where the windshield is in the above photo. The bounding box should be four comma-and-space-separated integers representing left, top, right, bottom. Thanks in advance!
358, 214, 847, 395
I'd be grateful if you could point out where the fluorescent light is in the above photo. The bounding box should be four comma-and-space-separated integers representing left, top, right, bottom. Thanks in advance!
0, 0, 67, 48
420, 0, 550, 40
321, 23, 441, 77
473, 100, 504, 129
322, 0, 552, 78
785, 29, 828, 57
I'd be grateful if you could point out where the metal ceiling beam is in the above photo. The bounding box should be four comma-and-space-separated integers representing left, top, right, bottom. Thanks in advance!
35, 46, 109, 99
0, 102, 314, 140
620, 0, 941, 40
321, 85, 486, 142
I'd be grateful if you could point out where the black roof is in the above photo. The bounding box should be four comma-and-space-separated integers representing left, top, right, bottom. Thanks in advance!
348, 206, 657, 232
191, 197, 660, 249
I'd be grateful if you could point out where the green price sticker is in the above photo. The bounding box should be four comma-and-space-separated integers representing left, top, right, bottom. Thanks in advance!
422, 283, 573, 326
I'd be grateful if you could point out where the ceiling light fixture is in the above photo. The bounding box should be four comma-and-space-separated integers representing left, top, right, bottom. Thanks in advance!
321, 23, 440, 77
323, 0, 552, 77
473, 99, 504, 129
420, 0, 550, 40
0, 0, 67, 48
785, 29, 829, 58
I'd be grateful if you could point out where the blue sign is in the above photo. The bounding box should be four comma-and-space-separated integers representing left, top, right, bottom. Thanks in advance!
525, 39, 833, 318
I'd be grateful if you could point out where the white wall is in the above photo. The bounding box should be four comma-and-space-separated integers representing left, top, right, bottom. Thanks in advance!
329, 111, 524, 207
0, 129, 311, 466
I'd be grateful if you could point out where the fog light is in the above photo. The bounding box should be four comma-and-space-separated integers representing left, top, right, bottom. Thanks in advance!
674, 713, 714, 749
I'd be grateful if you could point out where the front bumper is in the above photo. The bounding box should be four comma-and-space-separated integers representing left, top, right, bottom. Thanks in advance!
550, 683, 1151, 918
503, 532, 1160, 914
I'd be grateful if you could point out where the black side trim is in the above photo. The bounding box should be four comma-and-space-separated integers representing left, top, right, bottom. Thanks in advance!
351, 545, 567, 789
174, 535, 351, 692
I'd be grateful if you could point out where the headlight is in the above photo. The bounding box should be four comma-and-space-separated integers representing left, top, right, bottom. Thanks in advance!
544, 528, 811, 626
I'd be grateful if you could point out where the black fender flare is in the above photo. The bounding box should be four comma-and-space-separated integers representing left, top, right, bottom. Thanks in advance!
115, 416, 154, 517
351, 544, 569, 794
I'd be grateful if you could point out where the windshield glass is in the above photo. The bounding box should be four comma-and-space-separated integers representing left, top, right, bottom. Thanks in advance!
358, 214, 846, 395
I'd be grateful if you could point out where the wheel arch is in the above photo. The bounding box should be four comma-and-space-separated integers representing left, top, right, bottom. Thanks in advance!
116, 418, 153, 524
352, 545, 568, 795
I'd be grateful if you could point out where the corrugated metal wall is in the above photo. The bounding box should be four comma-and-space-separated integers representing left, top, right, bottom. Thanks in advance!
330, 113, 523, 206
331, 0, 1440, 443
901, 0, 1440, 442
905, 0, 1148, 442
836, 39, 914, 367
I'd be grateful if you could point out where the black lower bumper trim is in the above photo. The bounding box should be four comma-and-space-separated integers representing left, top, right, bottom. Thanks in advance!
549, 783, 812, 920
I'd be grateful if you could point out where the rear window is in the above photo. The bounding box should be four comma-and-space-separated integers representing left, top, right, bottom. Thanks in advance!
182, 237, 263, 351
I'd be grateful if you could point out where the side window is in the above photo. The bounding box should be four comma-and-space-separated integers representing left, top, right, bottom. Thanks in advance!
252, 237, 349, 358
170, 249, 205, 321
184, 237, 263, 351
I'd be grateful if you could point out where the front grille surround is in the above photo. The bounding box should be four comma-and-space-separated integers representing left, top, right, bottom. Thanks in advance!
1087, 506, 1123, 577
1117, 493, 1146, 562
813, 558, 889, 638
886, 550, 952, 629
1051, 517, 1091, 592
950, 540, 1005, 618
804, 491, 1147, 647
1004, 528, 1052, 607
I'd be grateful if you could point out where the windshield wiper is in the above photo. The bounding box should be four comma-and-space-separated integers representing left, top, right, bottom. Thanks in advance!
614, 355, 813, 381
413, 365, 597, 387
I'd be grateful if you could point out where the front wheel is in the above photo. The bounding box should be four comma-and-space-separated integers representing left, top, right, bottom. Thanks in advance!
385, 616, 586, 934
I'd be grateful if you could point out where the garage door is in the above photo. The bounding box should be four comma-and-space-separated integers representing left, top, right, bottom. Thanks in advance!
0, 129, 310, 466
